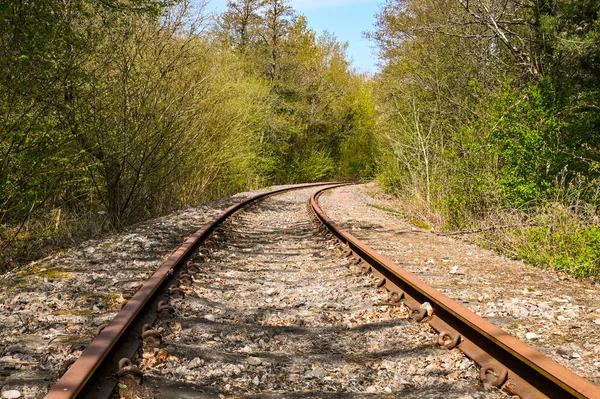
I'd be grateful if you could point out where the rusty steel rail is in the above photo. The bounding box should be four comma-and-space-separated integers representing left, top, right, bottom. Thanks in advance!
45, 182, 341, 399
310, 186, 600, 399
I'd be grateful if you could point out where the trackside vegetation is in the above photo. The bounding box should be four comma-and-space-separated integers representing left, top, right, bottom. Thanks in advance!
0, 0, 376, 269
370, 0, 600, 280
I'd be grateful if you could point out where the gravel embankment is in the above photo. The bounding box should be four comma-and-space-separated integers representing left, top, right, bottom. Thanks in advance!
319, 183, 600, 387
134, 186, 505, 398
0, 187, 282, 398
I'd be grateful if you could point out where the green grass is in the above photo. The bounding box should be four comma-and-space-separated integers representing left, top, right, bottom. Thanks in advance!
511, 225, 600, 279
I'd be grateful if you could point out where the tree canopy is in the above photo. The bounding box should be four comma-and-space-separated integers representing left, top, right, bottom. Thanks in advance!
0, 0, 375, 269
371, 0, 600, 277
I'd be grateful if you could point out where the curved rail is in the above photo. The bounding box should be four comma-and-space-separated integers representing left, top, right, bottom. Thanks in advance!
310, 186, 600, 399
45, 182, 341, 399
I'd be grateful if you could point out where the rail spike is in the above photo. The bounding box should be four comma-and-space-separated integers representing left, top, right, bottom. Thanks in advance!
437, 330, 461, 350
157, 300, 175, 319
387, 290, 404, 303
479, 364, 508, 388
117, 358, 143, 383
168, 285, 185, 299
141, 324, 162, 347
411, 308, 428, 322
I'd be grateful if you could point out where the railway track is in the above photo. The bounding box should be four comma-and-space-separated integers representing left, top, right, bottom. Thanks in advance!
4, 183, 600, 398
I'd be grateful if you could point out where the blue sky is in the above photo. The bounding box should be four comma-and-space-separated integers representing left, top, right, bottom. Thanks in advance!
203, 0, 381, 74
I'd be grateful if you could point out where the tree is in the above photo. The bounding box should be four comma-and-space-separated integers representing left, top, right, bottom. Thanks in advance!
456, 0, 543, 77
370, 0, 504, 219
258, 0, 295, 85
0, 0, 377, 269
217, 0, 263, 54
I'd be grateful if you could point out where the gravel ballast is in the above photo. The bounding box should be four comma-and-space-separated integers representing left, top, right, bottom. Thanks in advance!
134, 186, 505, 398
0, 187, 280, 398
0, 183, 515, 398
319, 183, 600, 388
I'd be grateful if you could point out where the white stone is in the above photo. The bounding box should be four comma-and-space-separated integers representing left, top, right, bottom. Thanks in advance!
380, 359, 396, 370
247, 357, 263, 366
304, 367, 326, 379
449, 265, 465, 275
2, 391, 21, 399
188, 357, 203, 369
525, 332, 539, 340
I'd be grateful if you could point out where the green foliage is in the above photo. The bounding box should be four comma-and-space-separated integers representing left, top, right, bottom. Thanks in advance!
292, 150, 335, 182
489, 82, 563, 207
0, 0, 376, 269
337, 84, 377, 180
490, 197, 600, 279
371, 0, 600, 278
218, 1, 376, 184
516, 225, 600, 278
